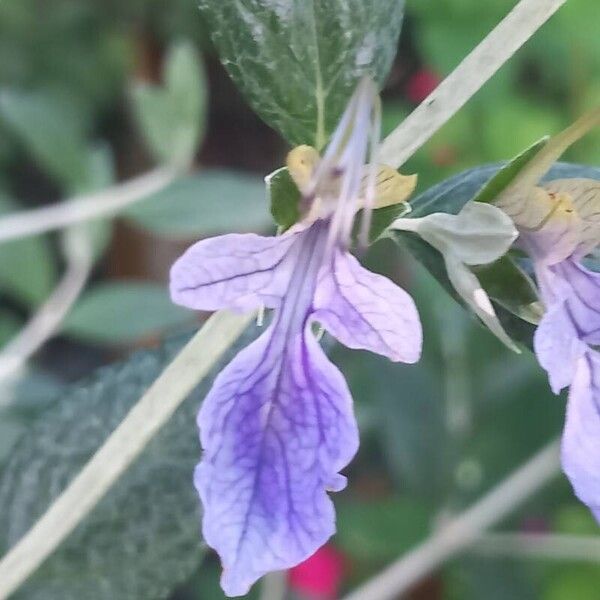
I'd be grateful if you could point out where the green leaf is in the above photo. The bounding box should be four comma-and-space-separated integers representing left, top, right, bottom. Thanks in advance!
266, 167, 301, 231
0, 370, 64, 468
397, 162, 600, 346
0, 328, 255, 600
63, 282, 192, 344
0, 89, 116, 194
199, 0, 404, 147
474, 255, 541, 324
131, 40, 206, 166
367, 203, 411, 242
408, 162, 600, 220
344, 348, 448, 498
124, 170, 272, 238
0, 193, 56, 306
473, 137, 549, 204
0, 89, 90, 192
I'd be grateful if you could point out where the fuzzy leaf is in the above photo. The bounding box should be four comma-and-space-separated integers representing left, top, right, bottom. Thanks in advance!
0, 328, 256, 600
0, 89, 90, 192
63, 282, 192, 344
125, 170, 271, 238
199, 0, 404, 147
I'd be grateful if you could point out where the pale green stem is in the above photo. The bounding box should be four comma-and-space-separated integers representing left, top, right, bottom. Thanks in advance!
0, 167, 176, 243
0, 226, 93, 384
378, 0, 567, 168
473, 532, 600, 563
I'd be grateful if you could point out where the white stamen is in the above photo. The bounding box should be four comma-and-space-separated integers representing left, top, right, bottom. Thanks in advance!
256, 305, 265, 327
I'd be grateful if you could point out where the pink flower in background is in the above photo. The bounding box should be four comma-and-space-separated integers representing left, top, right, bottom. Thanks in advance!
288, 544, 346, 600
406, 69, 440, 104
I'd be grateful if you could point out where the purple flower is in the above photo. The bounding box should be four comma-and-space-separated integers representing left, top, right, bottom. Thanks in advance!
532, 248, 600, 520
491, 109, 600, 520
506, 174, 600, 520
170, 79, 422, 596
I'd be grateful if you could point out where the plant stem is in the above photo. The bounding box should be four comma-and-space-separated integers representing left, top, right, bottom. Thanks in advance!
473, 532, 600, 563
0, 227, 92, 384
0, 167, 176, 243
379, 0, 567, 168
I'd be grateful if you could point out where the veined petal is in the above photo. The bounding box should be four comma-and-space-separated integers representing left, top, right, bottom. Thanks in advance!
553, 259, 600, 346
196, 324, 359, 597
444, 255, 519, 353
543, 179, 600, 257
312, 250, 422, 363
534, 259, 600, 392
534, 298, 587, 393
561, 352, 600, 521
170, 230, 303, 311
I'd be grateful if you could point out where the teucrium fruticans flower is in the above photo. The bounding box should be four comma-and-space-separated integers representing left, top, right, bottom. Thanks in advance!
494, 109, 600, 521
169, 78, 422, 596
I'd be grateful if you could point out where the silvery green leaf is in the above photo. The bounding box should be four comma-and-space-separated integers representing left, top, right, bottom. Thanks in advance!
0, 89, 90, 192
125, 170, 271, 238
131, 40, 206, 166
199, 0, 404, 147
0, 328, 256, 600
63, 282, 192, 344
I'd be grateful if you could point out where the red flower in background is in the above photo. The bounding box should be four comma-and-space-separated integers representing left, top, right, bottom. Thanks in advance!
288, 544, 346, 600
406, 69, 441, 104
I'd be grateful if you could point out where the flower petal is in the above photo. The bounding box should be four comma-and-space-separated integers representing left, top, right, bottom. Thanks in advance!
444, 256, 520, 352
561, 352, 600, 521
534, 299, 586, 393
516, 186, 582, 265
312, 250, 422, 363
170, 230, 302, 311
196, 325, 358, 596
554, 259, 600, 346
543, 178, 600, 257
534, 259, 600, 392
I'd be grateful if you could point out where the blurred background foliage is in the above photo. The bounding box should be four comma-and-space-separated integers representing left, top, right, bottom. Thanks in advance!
0, 0, 598, 598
